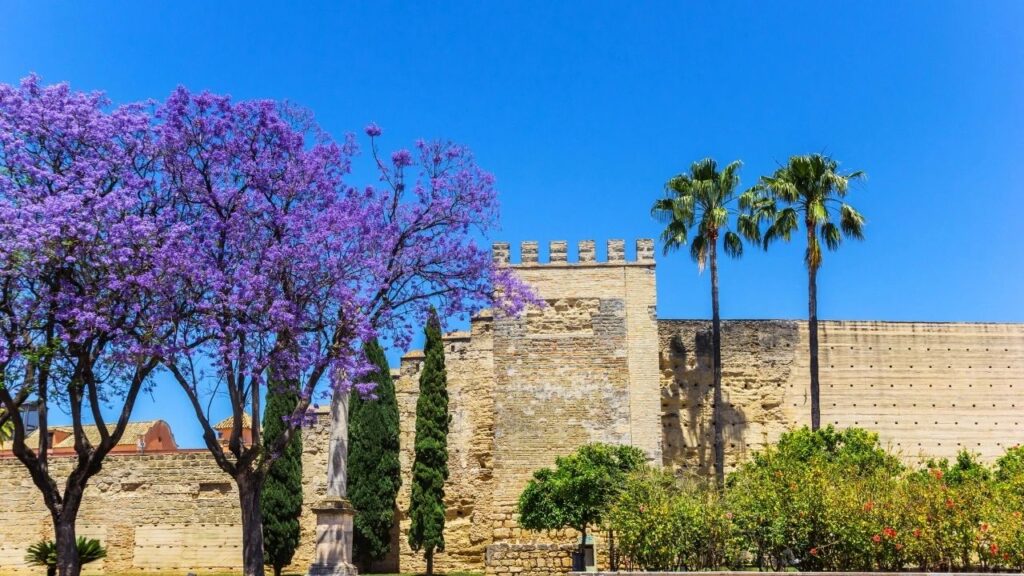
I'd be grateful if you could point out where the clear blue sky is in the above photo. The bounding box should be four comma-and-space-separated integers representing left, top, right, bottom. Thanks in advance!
3, 1, 1022, 447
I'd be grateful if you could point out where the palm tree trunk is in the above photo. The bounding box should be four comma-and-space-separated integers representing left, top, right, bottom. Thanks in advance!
808, 259, 821, 431
709, 240, 725, 487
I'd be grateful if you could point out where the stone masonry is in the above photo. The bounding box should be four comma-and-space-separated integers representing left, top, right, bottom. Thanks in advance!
0, 409, 332, 575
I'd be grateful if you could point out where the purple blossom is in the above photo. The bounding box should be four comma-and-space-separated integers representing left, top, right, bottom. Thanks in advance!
364, 122, 382, 137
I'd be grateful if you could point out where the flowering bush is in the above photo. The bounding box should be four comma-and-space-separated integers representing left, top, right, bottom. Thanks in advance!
604, 427, 1024, 572
608, 468, 740, 571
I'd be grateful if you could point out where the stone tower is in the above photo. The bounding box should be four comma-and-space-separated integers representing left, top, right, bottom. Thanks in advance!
393, 239, 662, 573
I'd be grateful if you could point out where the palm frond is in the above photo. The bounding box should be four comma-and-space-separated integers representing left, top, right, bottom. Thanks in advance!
689, 233, 709, 271
723, 231, 743, 259
736, 213, 761, 244
820, 222, 842, 250
840, 203, 865, 240
763, 207, 799, 248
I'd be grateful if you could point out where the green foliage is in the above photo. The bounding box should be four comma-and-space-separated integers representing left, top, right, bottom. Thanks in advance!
260, 381, 303, 576
518, 442, 646, 538
408, 310, 450, 566
520, 429, 1024, 572
26, 537, 107, 576
652, 158, 758, 267
608, 467, 739, 571
753, 425, 904, 475
349, 338, 402, 567
744, 153, 866, 270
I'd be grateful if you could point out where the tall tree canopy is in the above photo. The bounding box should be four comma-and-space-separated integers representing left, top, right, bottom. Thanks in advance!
0, 77, 537, 576
408, 310, 450, 576
0, 76, 178, 576
744, 154, 865, 430
348, 338, 402, 569
154, 92, 536, 576
518, 443, 647, 556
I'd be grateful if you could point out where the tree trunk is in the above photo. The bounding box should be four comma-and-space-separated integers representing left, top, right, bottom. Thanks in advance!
236, 470, 267, 576
808, 260, 821, 431
54, 487, 83, 576
710, 241, 725, 487
425, 550, 434, 576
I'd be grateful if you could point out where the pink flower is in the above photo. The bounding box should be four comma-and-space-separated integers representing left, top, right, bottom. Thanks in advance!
872, 534, 882, 544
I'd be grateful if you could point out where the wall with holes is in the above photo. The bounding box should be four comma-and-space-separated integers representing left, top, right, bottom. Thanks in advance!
0, 409, 332, 574
659, 320, 1024, 472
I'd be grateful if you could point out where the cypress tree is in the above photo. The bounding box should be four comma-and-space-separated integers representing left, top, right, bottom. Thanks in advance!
408, 310, 450, 576
260, 381, 303, 576
348, 338, 402, 569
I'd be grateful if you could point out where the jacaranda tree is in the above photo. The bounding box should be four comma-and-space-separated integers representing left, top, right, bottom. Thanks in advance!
154, 91, 536, 576
348, 338, 401, 569
0, 77, 179, 576
744, 154, 865, 430
408, 309, 449, 576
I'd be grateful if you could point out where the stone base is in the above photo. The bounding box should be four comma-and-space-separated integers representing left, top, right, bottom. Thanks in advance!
308, 562, 358, 576
308, 497, 358, 576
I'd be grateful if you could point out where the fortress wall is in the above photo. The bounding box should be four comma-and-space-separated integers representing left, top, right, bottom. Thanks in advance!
395, 239, 661, 573
489, 241, 660, 516
659, 320, 1024, 473
0, 410, 331, 575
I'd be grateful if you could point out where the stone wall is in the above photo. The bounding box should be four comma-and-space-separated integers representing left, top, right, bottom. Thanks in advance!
0, 409, 331, 575
659, 320, 1024, 472
485, 543, 575, 576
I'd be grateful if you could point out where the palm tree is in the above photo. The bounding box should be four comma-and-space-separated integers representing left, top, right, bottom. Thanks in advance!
743, 153, 865, 430
652, 158, 759, 487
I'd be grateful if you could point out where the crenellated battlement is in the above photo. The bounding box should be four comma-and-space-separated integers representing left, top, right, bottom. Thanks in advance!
492, 238, 655, 266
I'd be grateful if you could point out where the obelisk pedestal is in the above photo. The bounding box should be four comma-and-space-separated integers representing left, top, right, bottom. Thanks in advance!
308, 496, 357, 576
309, 391, 358, 576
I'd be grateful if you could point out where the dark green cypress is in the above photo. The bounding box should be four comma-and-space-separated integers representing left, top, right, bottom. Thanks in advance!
407, 310, 450, 576
348, 338, 402, 569
260, 381, 303, 576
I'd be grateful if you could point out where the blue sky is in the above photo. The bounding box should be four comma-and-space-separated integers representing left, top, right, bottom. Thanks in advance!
3, 1, 1022, 447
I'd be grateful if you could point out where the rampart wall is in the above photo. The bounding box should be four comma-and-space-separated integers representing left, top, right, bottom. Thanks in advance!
0, 410, 332, 575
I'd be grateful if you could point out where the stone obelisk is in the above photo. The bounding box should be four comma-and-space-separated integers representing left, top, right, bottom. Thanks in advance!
308, 391, 358, 576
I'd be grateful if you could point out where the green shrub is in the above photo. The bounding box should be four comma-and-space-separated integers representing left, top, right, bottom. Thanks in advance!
535, 429, 1024, 572
25, 537, 107, 576
609, 467, 738, 571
